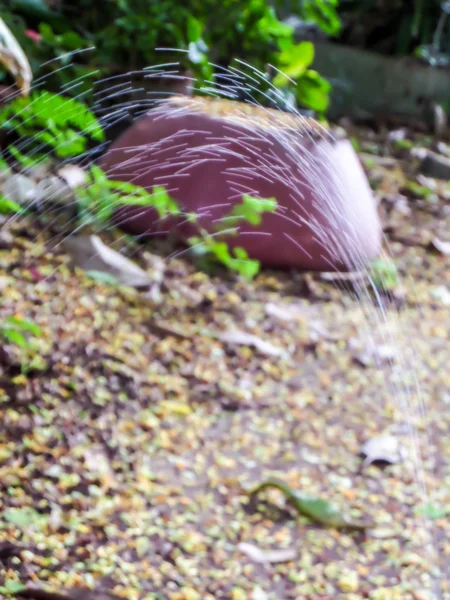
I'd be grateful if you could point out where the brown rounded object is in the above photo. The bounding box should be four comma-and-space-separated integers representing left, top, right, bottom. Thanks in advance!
101, 97, 381, 271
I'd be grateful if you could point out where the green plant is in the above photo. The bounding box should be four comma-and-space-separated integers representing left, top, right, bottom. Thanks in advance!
273, 41, 331, 112
188, 194, 278, 279
1, 0, 333, 114
0, 89, 105, 160
274, 0, 341, 36
338, 0, 449, 61
73, 168, 277, 280
369, 258, 399, 291
0, 315, 41, 349
75, 166, 180, 226
0, 194, 22, 214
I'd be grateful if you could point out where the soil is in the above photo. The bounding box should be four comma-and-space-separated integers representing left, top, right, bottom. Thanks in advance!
0, 123, 449, 600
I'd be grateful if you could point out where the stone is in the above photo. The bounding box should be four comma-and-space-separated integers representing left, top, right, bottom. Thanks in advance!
420, 150, 450, 180
101, 96, 382, 271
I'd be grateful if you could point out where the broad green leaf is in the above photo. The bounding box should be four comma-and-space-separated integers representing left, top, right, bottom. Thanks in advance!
295, 70, 331, 113
274, 42, 315, 87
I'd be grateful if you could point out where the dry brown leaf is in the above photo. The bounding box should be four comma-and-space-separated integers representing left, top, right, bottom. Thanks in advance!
0, 18, 32, 95
431, 237, 450, 256
237, 542, 297, 564
63, 234, 152, 288
217, 330, 288, 358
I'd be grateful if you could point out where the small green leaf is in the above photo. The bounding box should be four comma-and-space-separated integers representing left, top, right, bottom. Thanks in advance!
369, 259, 399, 291
4, 507, 43, 528
415, 503, 450, 520
0, 195, 22, 214
0, 580, 27, 594
85, 270, 120, 285
3, 316, 42, 336
1, 329, 27, 348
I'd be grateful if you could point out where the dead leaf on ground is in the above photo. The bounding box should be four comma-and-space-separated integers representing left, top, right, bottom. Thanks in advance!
237, 542, 297, 564
320, 271, 367, 283
265, 302, 303, 322
349, 338, 397, 367
361, 434, 407, 467
63, 234, 152, 288
57, 165, 87, 190
217, 330, 288, 358
16, 587, 121, 600
431, 237, 450, 256
0, 18, 32, 95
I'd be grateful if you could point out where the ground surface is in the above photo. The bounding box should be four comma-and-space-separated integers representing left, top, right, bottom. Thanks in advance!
0, 124, 450, 600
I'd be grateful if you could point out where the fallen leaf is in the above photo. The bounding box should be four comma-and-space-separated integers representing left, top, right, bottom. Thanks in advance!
16, 587, 121, 600
361, 435, 407, 467
0, 18, 32, 95
320, 271, 367, 282
252, 589, 268, 600
63, 235, 151, 288
57, 165, 87, 190
430, 285, 450, 305
250, 478, 372, 530
217, 330, 288, 358
237, 542, 297, 564
350, 339, 397, 367
265, 302, 303, 322
431, 237, 450, 256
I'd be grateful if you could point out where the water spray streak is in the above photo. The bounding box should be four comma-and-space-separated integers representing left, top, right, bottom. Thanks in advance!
0, 50, 444, 597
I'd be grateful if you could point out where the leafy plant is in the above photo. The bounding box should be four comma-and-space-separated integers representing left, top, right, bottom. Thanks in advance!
188, 194, 277, 279
73, 167, 276, 280
0, 194, 22, 214
0, 89, 105, 159
0, 0, 333, 114
75, 166, 180, 226
273, 41, 331, 112
369, 258, 399, 291
338, 0, 450, 61
0, 315, 42, 349
274, 0, 341, 36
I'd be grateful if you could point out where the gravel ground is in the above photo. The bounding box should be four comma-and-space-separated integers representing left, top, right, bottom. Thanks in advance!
0, 125, 449, 600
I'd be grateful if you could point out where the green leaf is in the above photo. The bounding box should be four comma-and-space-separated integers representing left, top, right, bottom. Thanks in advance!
4, 507, 46, 529
1, 329, 27, 348
187, 15, 203, 42
302, 0, 341, 36
295, 70, 331, 113
369, 259, 399, 291
415, 503, 450, 520
1, 580, 27, 594
85, 270, 120, 285
250, 478, 373, 530
3, 316, 42, 336
0, 195, 22, 215
274, 42, 315, 87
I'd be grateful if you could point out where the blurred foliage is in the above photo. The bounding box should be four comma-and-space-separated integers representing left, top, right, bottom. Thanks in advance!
0, 89, 105, 159
274, 0, 341, 35
0, 0, 335, 114
338, 0, 450, 65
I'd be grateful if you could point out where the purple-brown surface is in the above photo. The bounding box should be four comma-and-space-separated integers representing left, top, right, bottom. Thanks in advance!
101, 97, 382, 271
